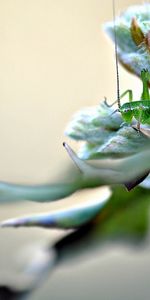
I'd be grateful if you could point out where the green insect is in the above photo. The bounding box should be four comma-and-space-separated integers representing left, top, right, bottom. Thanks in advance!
116, 69, 150, 130
106, 0, 150, 131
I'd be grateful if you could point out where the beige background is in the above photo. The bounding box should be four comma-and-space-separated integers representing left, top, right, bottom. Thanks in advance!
0, 0, 140, 183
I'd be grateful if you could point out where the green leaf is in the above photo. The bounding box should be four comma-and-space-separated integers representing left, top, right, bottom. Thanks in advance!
66, 102, 122, 144
0, 187, 111, 229
66, 101, 150, 159
97, 186, 150, 238
0, 180, 83, 203
105, 4, 150, 77
0, 141, 150, 203
0, 186, 149, 299
78, 126, 149, 159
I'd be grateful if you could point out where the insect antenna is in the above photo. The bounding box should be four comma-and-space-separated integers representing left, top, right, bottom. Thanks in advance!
113, 0, 121, 109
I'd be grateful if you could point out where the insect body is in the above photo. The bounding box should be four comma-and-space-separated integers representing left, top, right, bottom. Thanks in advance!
120, 100, 150, 127
118, 69, 150, 130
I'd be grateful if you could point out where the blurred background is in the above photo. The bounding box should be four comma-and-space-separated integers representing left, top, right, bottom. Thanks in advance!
0, 1, 149, 300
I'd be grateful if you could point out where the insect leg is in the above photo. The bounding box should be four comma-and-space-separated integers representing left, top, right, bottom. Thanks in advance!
136, 107, 143, 131
140, 69, 150, 100
120, 89, 133, 102
104, 89, 133, 107
137, 121, 141, 131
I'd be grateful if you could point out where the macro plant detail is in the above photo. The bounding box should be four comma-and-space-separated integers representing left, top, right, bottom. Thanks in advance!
105, 3, 150, 77
0, 2, 150, 229
1, 3, 150, 298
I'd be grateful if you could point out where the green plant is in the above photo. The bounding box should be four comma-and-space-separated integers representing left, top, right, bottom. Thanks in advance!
1, 3, 150, 298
